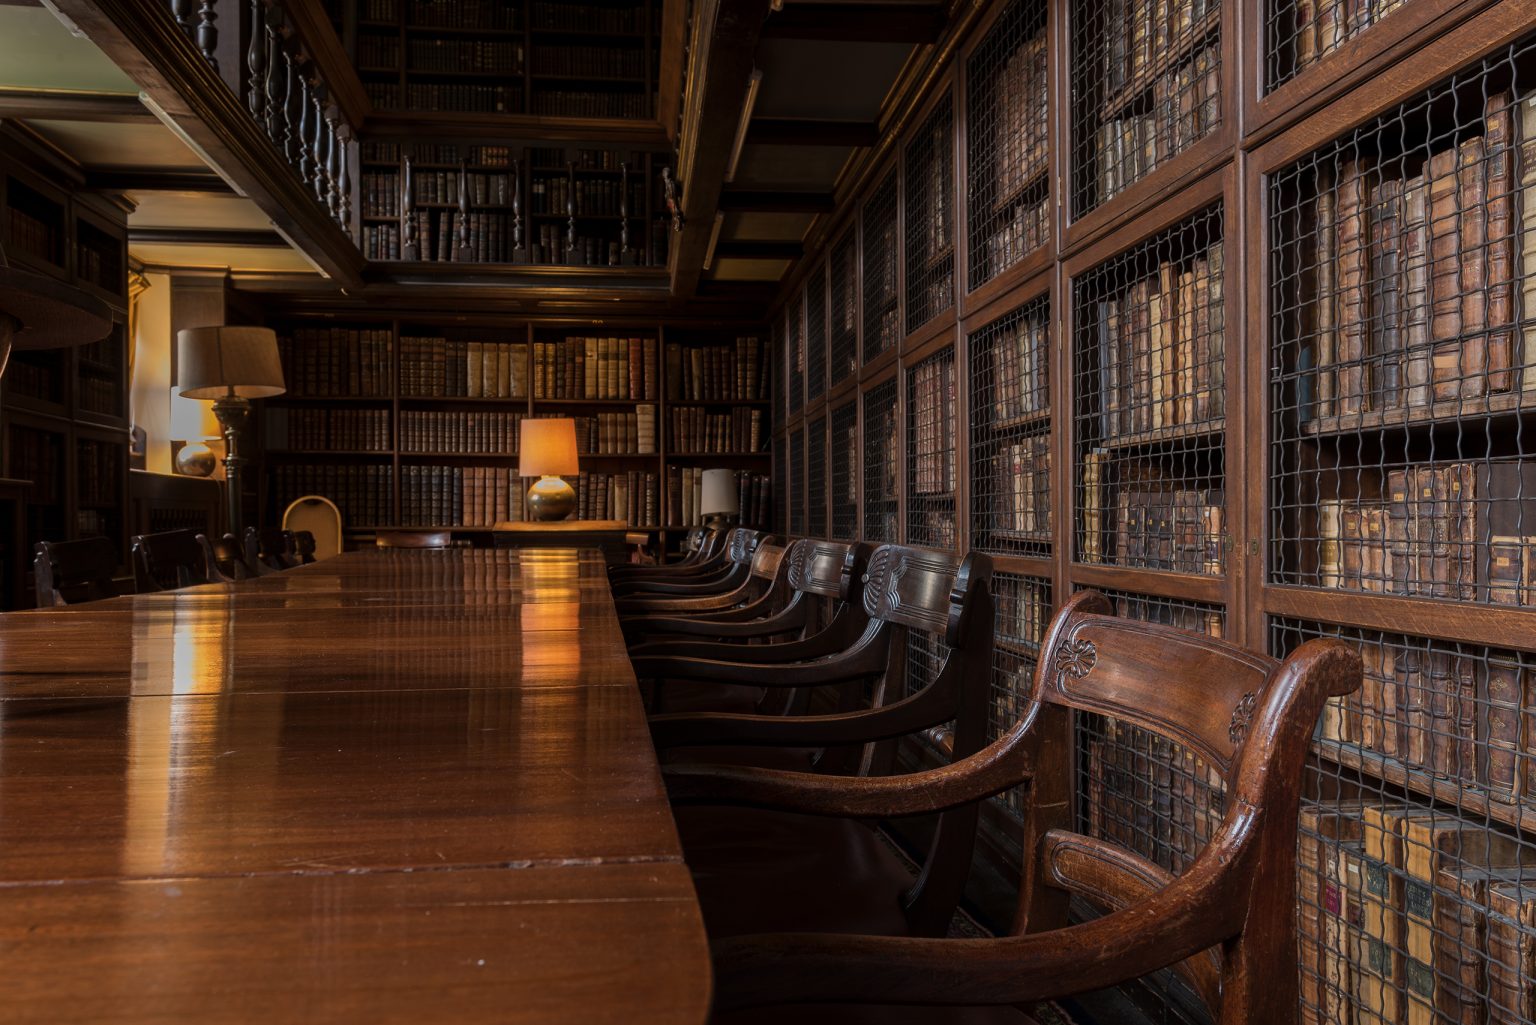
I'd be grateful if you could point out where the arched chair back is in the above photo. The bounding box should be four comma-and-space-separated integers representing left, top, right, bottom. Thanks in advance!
33, 537, 122, 608
132, 528, 229, 591
611, 528, 763, 601
246, 527, 300, 571
281, 495, 343, 560
240, 528, 285, 576
196, 533, 251, 582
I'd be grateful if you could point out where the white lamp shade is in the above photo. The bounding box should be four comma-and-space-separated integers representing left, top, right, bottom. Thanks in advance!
519, 418, 581, 477
701, 469, 740, 516
176, 326, 286, 399
170, 386, 220, 441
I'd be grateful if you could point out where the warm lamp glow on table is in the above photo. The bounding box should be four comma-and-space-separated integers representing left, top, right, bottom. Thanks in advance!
700, 469, 739, 530
176, 326, 286, 538
519, 418, 580, 521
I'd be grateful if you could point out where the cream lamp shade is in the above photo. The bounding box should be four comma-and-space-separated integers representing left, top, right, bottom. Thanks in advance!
701, 469, 740, 516
519, 418, 580, 477
175, 326, 286, 399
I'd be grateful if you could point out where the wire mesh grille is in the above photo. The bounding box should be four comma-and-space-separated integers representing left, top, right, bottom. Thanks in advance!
863, 168, 902, 363
972, 295, 1052, 557
864, 378, 900, 542
1265, 0, 1412, 94
1269, 50, 1536, 610
1073, 204, 1226, 575
989, 573, 1053, 822
772, 314, 786, 429
1069, 0, 1222, 217
1273, 616, 1536, 1025
829, 231, 859, 388
967, 0, 1050, 292
907, 347, 958, 548
806, 265, 828, 403
906, 629, 950, 709
807, 415, 828, 537
1076, 589, 1227, 882
774, 431, 788, 532
831, 400, 859, 541
790, 426, 806, 536
906, 95, 956, 332
788, 296, 805, 415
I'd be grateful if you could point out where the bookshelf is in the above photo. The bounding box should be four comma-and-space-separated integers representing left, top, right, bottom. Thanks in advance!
861, 168, 901, 364
260, 318, 768, 545
905, 95, 956, 334
829, 398, 859, 542
787, 291, 805, 415
907, 344, 958, 549
789, 425, 806, 537
862, 375, 900, 543
807, 413, 828, 538
828, 230, 859, 389
805, 264, 827, 405
970, 293, 1051, 560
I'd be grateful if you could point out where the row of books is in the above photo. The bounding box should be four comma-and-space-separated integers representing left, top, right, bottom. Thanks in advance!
529, 46, 645, 79
399, 410, 525, 454
272, 464, 392, 527
529, 176, 640, 216
1315, 461, 1536, 605
76, 438, 120, 507
666, 407, 763, 454
1094, 241, 1225, 439
279, 328, 392, 397
529, 2, 640, 33
404, 0, 518, 30
406, 38, 523, 74
268, 408, 390, 452
1291, 0, 1408, 76
401, 465, 514, 526
75, 236, 118, 291
572, 471, 659, 525
988, 33, 1048, 211
361, 143, 513, 167
996, 577, 1051, 651
356, 36, 399, 69
911, 140, 952, 276
531, 91, 647, 119
528, 229, 633, 267
1302, 92, 1533, 423
9, 427, 61, 504
361, 0, 399, 23
1103, 0, 1217, 95
663, 339, 767, 401
530, 148, 640, 172
1318, 640, 1525, 798
8, 208, 58, 266
529, 337, 657, 400
911, 356, 957, 495
990, 311, 1050, 424
360, 172, 402, 218
76, 373, 122, 419
1094, 44, 1219, 205
364, 210, 519, 262
401, 338, 528, 398
567, 408, 656, 455
667, 467, 771, 528
6, 357, 61, 406
982, 194, 1050, 281
1296, 801, 1536, 1025
365, 82, 520, 114
865, 192, 902, 356
1114, 486, 1224, 573
412, 171, 516, 208
980, 435, 1051, 541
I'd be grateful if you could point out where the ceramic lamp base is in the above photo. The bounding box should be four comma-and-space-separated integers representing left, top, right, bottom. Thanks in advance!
527, 475, 576, 521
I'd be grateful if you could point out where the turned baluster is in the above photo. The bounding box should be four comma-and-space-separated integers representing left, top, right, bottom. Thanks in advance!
336, 122, 352, 235
455, 161, 472, 262
245, 0, 266, 121
324, 107, 342, 222
171, 0, 193, 34
511, 158, 526, 263
196, 0, 218, 69
401, 157, 419, 261
297, 73, 314, 185
263, 3, 283, 144
310, 83, 329, 203
281, 47, 299, 167
618, 161, 631, 266
565, 161, 577, 265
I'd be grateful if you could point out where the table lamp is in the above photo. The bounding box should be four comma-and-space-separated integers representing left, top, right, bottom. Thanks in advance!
170, 385, 221, 477
176, 326, 286, 539
701, 468, 740, 530
519, 418, 580, 521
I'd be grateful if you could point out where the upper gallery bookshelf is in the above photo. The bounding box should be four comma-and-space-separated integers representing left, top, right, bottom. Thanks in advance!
260, 319, 770, 540
347, 0, 660, 119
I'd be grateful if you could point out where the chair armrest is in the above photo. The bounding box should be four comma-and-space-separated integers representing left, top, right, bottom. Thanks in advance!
630, 653, 858, 687
614, 590, 747, 616
710, 855, 1246, 1012
613, 575, 734, 596
628, 628, 838, 662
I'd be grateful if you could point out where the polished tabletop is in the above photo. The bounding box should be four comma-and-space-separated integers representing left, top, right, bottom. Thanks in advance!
0, 547, 712, 1024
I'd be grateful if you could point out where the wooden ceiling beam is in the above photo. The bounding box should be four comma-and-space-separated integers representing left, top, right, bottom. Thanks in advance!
760, 3, 946, 44
85, 168, 235, 194
0, 88, 152, 123
717, 189, 835, 213
713, 239, 803, 260
744, 118, 877, 147
129, 228, 288, 248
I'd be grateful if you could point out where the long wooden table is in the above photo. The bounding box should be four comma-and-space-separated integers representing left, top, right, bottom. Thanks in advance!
0, 547, 712, 1024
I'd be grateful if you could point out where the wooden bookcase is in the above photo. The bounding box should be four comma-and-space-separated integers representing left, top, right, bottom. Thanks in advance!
259, 317, 769, 547
768, 0, 1536, 1018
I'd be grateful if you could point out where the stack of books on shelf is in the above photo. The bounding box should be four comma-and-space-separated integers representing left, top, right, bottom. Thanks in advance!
530, 45, 644, 79
529, 1, 638, 32
1297, 801, 1536, 1024
1314, 460, 1536, 605
911, 357, 957, 496
407, 38, 522, 74
531, 336, 656, 399
531, 174, 637, 216
664, 338, 767, 400
76, 439, 119, 506
997, 578, 1050, 651
9, 428, 61, 504
361, 171, 401, 218
532, 90, 646, 119
458, 466, 524, 525
406, 0, 517, 29
991, 31, 1048, 207
867, 206, 901, 353
8, 207, 58, 264
386, 209, 515, 262
409, 169, 515, 207
401, 337, 529, 397
994, 314, 1049, 423
402, 465, 466, 525
364, 83, 404, 109
1095, 241, 1225, 438
526, 227, 629, 266
1301, 92, 1532, 426
399, 410, 523, 453
363, 0, 397, 20
666, 467, 770, 526
363, 143, 513, 166
912, 146, 953, 319
279, 328, 393, 396
532, 149, 636, 172
667, 407, 762, 453
267, 408, 390, 451
990, 435, 1051, 541
273, 464, 393, 526
573, 470, 658, 524
559, 407, 656, 454
1289, 0, 1408, 77
1107, 486, 1224, 573
6, 356, 60, 405
357, 34, 400, 69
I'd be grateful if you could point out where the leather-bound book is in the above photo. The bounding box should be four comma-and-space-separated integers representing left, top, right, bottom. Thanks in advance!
1337, 158, 1371, 414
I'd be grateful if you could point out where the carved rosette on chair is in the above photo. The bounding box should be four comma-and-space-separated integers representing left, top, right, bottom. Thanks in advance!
0, 252, 113, 381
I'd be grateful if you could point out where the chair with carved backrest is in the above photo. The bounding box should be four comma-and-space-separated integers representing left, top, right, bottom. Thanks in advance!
132, 528, 233, 592
610, 526, 716, 579
611, 529, 765, 605
196, 532, 251, 582
662, 589, 1364, 1025
246, 526, 301, 572
291, 530, 318, 564
621, 537, 797, 646
33, 537, 124, 608
639, 543, 997, 942
608, 527, 733, 589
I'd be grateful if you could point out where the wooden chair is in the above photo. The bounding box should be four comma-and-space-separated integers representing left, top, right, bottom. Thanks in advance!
33, 537, 123, 608
291, 530, 318, 564
245, 527, 300, 572
238, 528, 285, 577
664, 590, 1364, 1024
132, 528, 232, 591
639, 543, 997, 940
196, 533, 251, 582
375, 530, 453, 549
611, 528, 761, 601
608, 527, 728, 584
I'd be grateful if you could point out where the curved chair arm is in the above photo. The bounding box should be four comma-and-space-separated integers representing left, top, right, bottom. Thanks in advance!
611, 563, 744, 596
709, 851, 1248, 1013
614, 584, 756, 617
623, 605, 810, 649
630, 622, 884, 687
626, 621, 848, 661
622, 587, 797, 632
621, 599, 787, 637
